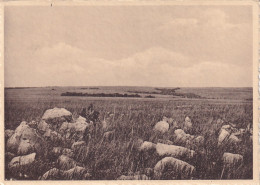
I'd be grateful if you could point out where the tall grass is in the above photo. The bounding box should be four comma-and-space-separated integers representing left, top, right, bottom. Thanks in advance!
4, 91, 253, 180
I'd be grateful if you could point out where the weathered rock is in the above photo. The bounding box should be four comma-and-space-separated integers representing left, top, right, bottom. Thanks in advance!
154, 157, 195, 179
17, 139, 34, 155
228, 134, 241, 145
153, 121, 169, 133
117, 174, 149, 180
8, 153, 36, 168
139, 141, 156, 152
174, 129, 194, 145
132, 138, 144, 151
57, 155, 77, 170
37, 120, 49, 134
7, 121, 46, 155
5, 129, 14, 140
156, 143, 195, 159
218, 125, 232, 146
42, 107, 72, 124
222, 152, 243, 167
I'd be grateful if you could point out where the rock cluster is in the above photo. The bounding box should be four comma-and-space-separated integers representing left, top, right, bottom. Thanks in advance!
5, 107, 94, 180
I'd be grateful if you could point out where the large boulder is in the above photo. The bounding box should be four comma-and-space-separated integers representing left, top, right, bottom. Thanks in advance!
42, 107, 72, 124
8, 153, 36, 169
6, 121, 46, 155
222, 152, 243, 167
154, 157, 195, 179
153, 121, 169, 134
156, 143, 195, 159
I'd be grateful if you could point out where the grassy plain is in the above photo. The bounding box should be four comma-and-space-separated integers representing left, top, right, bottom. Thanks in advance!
4, 86, 253, 180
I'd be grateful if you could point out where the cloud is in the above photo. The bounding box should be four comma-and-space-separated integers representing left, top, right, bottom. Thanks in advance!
156, 8, 252, 66
6, 43, 251, 87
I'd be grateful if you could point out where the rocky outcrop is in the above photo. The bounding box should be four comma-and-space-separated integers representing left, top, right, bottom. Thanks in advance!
153, 121, 169, 133
42, 107, 72, 124
6, 121, 46, 156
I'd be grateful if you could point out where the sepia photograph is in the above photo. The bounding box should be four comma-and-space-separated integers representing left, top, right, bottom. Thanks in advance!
2, 1, 258, 181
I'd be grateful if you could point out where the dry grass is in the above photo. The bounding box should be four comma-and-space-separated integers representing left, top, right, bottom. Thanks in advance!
4, 87, 253, 180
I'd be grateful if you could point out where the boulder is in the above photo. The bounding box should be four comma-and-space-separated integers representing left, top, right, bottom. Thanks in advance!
37, 120, 49, 134
154, 157, 195, 179
218, 125, 232, 146
139, 141, 156, 152
7, 121, 46, 155
8, 153, 36, 168
222, 152, 243, 167
42, 107, 72, 124
174, 129, 194, 145
57, 155, 77, 170
153, 121, 169, 133
228, 134, 241, 145
17, 138, 34, 155
156, 143, 195, 159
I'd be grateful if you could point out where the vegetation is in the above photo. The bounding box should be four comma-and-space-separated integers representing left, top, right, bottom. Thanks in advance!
61, 92, 141, 98
4, 87, 253, 180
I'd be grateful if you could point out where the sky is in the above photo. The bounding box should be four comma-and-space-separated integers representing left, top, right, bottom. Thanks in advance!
4, 5, 253, 87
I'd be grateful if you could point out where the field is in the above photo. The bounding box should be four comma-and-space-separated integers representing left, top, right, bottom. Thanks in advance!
4, 86, 253, 180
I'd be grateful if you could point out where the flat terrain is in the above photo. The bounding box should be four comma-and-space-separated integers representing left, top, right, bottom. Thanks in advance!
4, 86, 253, 180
